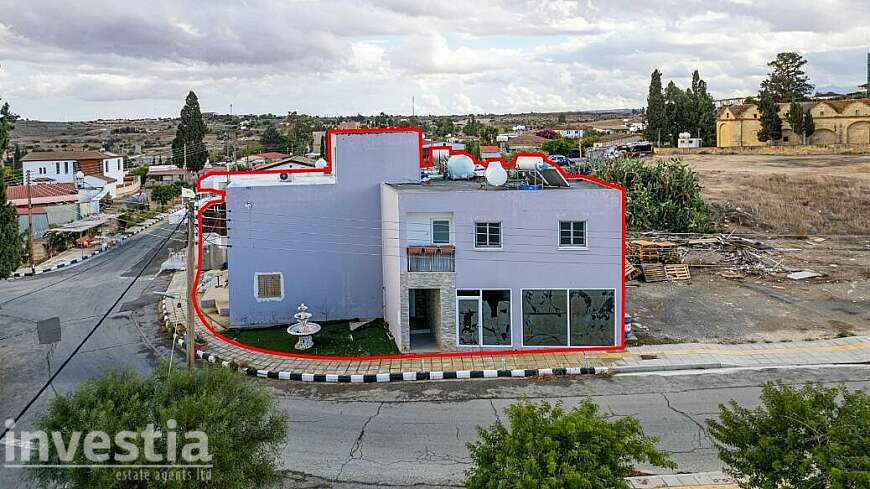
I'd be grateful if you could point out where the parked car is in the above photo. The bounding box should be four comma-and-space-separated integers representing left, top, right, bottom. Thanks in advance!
547, 154, 571, 166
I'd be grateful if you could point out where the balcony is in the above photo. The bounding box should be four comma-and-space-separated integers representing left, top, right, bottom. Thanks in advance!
407, 245, 455, 272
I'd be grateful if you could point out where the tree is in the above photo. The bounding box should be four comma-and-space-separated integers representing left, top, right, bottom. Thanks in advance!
691, 71, 718, 147
786, 101, 805, 144
757, 91, 783, 144
286, 111, 312, 155
260, 124, 288, 152
128, 165, 149, 185
464, 140, 481, 159
465, 400, 674, 489
707, 382, 869, 489
434, 118, 454, 137
0, 98, 22, 278
170, 91, 208, 172
478, 125, 499, 145
463, 115, 482, 137
541, 137, 577, 156
663, 81, 691, 146
644, 69, 665, 144
534, 129, 558, 139
557, 114, 567, 123
802, 110, 816, 142
29, 365, 288, 489
760, 52, 814, 102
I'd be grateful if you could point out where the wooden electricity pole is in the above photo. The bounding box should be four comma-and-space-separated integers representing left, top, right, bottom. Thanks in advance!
185, 198, 196, 369
25, 170, 35, 274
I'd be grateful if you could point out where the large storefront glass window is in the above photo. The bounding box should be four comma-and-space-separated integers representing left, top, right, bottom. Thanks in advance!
569, 290, 616, 346
522, 290, 568, 346
481, 290, 511, 345
457, 290, 511, 346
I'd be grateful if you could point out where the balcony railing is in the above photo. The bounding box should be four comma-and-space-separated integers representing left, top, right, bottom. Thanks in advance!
407, 245, 455, 272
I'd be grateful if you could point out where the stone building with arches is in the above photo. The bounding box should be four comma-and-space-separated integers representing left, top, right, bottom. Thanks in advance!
716, 99, 870, 147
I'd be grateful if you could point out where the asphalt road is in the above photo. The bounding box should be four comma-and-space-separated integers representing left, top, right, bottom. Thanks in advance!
273, 365, 870, 488
1, 223, 868, 488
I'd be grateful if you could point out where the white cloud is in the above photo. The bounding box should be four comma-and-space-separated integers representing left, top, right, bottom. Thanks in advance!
0, 0, 866, 120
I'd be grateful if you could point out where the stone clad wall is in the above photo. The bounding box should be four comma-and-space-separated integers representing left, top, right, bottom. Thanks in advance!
399, 272, 456, 352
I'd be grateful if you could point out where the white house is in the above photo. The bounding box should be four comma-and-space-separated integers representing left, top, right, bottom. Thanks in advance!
558, 129, 585, 139
21, 150, 127, 198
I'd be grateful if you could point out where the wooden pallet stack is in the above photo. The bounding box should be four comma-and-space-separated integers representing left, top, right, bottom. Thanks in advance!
627, 239, 690, 283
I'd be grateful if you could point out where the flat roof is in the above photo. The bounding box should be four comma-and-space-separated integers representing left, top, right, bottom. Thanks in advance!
225, 172, 336, 188
387, 177, 605, 192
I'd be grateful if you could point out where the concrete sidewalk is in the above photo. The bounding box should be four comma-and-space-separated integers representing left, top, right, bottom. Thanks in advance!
161, 270, 870, 381
626, 472, 736, 488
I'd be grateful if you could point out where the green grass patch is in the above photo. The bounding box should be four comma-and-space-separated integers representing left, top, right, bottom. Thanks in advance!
227, 319, 399, 356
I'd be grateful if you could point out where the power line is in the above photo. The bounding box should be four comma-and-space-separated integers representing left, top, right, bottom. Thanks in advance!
0, 217, 184, 442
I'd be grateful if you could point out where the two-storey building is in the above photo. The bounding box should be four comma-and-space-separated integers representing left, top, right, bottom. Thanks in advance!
220, 129, 624, 352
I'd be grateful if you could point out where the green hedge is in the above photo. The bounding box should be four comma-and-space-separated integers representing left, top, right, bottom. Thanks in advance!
594, 157, 713, 233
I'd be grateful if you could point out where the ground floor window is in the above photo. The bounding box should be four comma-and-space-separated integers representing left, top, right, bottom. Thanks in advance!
522, 289, 615, 347
255, 272, 283, 301
457, 290, 511, 346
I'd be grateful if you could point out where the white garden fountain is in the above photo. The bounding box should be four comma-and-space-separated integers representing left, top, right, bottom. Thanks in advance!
287, 304, 321, 350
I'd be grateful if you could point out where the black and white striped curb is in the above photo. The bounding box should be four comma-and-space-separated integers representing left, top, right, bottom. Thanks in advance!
159, 299, 605, 383
8, 209, 179, 279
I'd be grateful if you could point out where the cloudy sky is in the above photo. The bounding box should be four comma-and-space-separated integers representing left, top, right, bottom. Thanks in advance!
0, 0, 867, 120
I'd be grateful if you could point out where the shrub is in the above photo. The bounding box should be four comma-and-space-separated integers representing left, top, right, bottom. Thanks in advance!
465, 399, 675, 489
707, 382, 870, 489
595, 157, 713, 232
28, 364, 288, 489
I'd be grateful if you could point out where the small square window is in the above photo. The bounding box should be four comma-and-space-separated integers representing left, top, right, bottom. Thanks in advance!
256, 273, 283, 300
559, 221, 586, 248
475, 222, 501, 248
432, 220, 450, 244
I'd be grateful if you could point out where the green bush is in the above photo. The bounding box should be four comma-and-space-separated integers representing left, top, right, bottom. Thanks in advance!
707, 382, 870, 489
595, 157, 713, 232
29, 364, 288, 489
465, 399, 675, 489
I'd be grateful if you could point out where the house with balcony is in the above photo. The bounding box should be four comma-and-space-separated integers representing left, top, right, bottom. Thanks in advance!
21, 150, 128, 198
221, 129, 624, 353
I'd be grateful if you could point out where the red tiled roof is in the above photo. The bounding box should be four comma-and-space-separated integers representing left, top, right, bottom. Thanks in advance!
147, 167, 187, 176
22, 150, 107, 162
6, 183, 78, 201
254, 152, 289, 160
480, 146, 500, 153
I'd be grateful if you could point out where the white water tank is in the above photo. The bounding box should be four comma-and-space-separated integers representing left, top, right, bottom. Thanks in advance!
447, 154, 475, 179
484, 161, 507, 187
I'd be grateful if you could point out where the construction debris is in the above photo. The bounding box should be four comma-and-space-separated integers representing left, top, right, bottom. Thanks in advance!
787, 270, 822, 280
664, 264, 691, 281
625, 259, 641, 280
628, 239, 680, 264
640, 264, 667, 282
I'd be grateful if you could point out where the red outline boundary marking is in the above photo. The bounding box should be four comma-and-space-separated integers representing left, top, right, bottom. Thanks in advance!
193, 127, 626, 361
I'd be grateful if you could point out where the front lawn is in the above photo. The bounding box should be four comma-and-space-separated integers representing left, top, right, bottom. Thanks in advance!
227, 319, 399, 356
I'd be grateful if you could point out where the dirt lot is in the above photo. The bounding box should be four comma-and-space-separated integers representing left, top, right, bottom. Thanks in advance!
633, 154, 870, 343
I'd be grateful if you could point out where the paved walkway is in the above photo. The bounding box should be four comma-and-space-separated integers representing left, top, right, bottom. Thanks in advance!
626, 472, 736, 489
162, 270, 870, 380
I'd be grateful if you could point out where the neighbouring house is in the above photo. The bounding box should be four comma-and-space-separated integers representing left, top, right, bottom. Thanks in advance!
5, 182, 95, 239
145, 165, 188, 186
220, 129, 624, 353
253, 155, 319, 171
253, 152, 289, 162
717, 99, 870, 147
505, 133, 548, 152
714, 97, 748, 108
479, 145, 501, 159
20, 150, 129, 198
557, 129, 584, 139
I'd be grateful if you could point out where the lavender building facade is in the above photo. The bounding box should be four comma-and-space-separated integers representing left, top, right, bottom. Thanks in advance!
225, 129, 624, 352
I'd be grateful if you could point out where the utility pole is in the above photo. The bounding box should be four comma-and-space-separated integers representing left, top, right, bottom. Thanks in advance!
25, 170, 35, 274
185, 198, 196, 369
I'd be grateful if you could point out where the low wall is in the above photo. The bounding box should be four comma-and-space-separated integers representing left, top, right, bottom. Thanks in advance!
656, 144, 870, 156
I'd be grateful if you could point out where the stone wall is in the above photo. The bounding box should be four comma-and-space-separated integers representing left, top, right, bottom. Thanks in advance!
399, 272, 456, 352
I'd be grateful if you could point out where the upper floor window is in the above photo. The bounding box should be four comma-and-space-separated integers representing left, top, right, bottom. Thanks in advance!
559, 221, 586, 248
117, 160, 122, 171
104, 161, 109, 172
55, 162, 60, 174
432, 220, 450, 244
64, 161, 69, 174
475, 222, 502, 249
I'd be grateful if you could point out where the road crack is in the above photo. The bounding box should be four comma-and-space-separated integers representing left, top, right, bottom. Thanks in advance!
335, 401, 383, 482
661, 392, 714, 450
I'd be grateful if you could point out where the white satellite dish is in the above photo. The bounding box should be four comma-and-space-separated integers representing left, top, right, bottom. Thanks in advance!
484, 161, 507, 187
